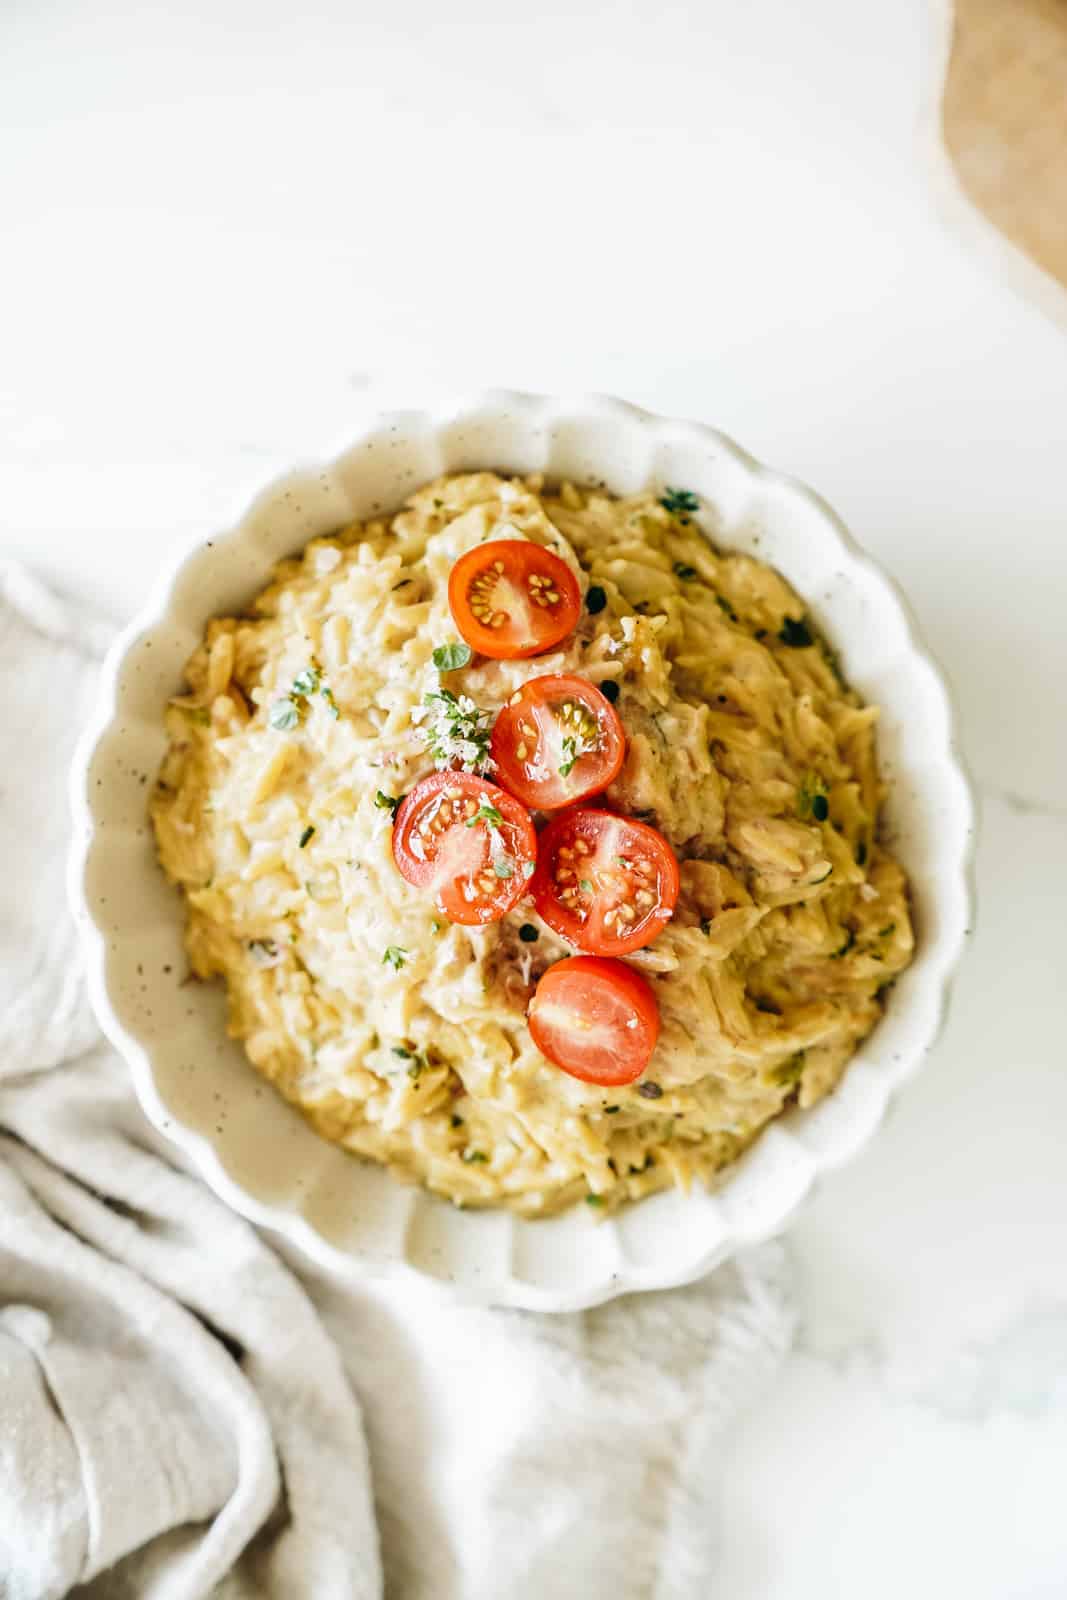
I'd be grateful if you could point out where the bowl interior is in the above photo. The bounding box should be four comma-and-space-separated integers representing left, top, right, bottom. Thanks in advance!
75, 397, 973, 1308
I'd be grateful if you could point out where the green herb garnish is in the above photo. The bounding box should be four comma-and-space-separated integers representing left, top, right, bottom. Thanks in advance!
382, 946, 408, 971
715, 594, 738, 622
320, 686, 340, 720
493, 859, 514, 879
462, 1149, 488, 1164
375, 790, 400, 816
585, 585, 607, 615
673, 562, 697, 580
779, 616, 814, 648
467, 801, 503, 830
701, 918, 714, 935
830, 929, 856, 960
450, 1113, 463, 1128
291, 667, 321, 697
432, 641, 473, 672
420, 689, 494, 773
579, 878, 593, 893
797, 773, 830, 823
603, 1105, 620, 1115
269, 698, 300, 732
585, 1194, 606, 1207
298, 825, 315, 849
855, 840, 868, 866
660, 488, 699, 517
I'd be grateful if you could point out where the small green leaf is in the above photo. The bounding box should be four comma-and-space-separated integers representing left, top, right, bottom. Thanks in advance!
291, 667, 320, 697
660, 488, 700, 516
269, 698, 300, 731
382, 945, 408, 971
585, 585, 607, 615
320, 686, 340, 719
462, 1149, 488, 1164
432, 641, 473, 672
778, 616, 814, 648
298, 825, 315, 849
466, 801, 503, 830
375, 790, 400, 816
585, 1194, 606, 1207
579, 878, 593, 893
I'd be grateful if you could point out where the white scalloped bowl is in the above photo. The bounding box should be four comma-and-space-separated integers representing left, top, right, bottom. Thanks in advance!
69, 392, 974, 1311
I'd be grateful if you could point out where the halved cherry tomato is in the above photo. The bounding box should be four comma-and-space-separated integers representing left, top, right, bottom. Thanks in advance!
530, 807, 680, 955
448, 540, 581, 660
490, 674, 625, 811
528, 955, 660, 1085
392, 772, 537, 926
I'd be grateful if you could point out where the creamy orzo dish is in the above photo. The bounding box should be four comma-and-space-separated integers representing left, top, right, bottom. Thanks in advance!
151, 471, 914, 1216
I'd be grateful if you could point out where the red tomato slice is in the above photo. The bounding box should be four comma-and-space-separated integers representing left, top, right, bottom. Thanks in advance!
530, 808, 680, 955
528, 956, 660, 1085
490, 674, 625, 811
448, 540, 581, 660
392, 772, 537, 926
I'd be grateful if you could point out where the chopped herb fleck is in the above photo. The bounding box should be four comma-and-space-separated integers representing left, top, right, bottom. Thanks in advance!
830, 929, 856, 960
382, 945, 408, 971
518, 923, 539, 943
579, 878, 593, 893
432, 641, 473, 672
298, 825, 315, 849
269, 698, 300, 732
493, 859, 514, 879
636, 1081, 663, 1100
715, 594, 738, 622
430, 919, 443, 934
797, 773, 830, 823
320, 686, 340, 719
673, 562, 697, 580
450, 1113, 463, 1128
878, 923, 896, 939
701, 918, 714, 935
603, 1105, 620, 1115
375, 789, 400, 816
855, 840, 868, 866
585, 1194, 606, 1207
585, 585, 607, 614
600, 679, 620, 703
779, 616, 814, 648
291, 667, 321, 697
660, 488, 700, 517
466, 800, 503, 830
462, 1149, 488, 1164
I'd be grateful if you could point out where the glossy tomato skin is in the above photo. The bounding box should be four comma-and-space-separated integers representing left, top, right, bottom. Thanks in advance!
391, 772, 537, 926
531, 807, 680, 956
490, 674, 625, 811
448, 540, 581, 660
528, 955, 660, 1085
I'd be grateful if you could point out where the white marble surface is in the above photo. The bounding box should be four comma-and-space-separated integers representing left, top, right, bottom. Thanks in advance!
3, 1, 1065, 1594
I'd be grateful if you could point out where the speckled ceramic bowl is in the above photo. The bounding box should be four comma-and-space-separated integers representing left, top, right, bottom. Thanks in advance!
68, 391, 975, 1310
